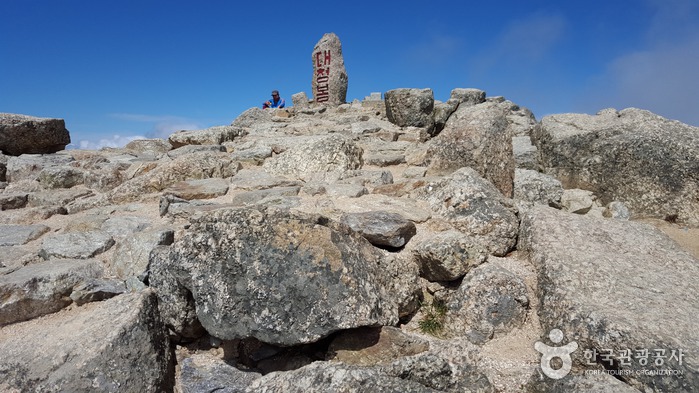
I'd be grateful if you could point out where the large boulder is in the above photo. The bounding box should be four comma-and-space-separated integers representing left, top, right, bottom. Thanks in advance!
443, 261, 529, 344
0, 290, 172, 392
519, 204, 699, 392
412, 167, 519, 256
532, 108, 699, 224
157, 206, 399, 346
385, 88, 435, 131
168, 125, 246, 148
0, 113, 71, 156
422, 101, 514, 197
263, 134, 363, 182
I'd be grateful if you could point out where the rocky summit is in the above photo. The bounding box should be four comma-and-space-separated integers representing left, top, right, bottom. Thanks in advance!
1, 36, 699, 393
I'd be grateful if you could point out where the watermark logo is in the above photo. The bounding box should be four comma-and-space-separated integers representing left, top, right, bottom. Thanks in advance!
534, 329, 578, 379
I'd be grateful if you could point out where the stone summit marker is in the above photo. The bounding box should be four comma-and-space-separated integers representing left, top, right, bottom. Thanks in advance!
312, 33, 348, 105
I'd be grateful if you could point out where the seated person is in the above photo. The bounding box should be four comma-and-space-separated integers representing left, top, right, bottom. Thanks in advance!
262, 90, 285, 109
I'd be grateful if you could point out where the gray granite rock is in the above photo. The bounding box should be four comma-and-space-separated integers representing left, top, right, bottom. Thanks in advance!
519, 204, 699, 392
423, 101, 514, 197
533, 108, 699, 224
168, 125, 246, 148
160, 206, 398, 346
39, 231, 115, 259
0, 290, 172, 392
514, 169, 563, 208
0, 113, 71, 156
0, 258, 103, 325
341, 211, 416, 248
412, 230, 488, 281
385, 88, 435, 132
0, 224, 50, 246
162, 178, 230, 200
412, 167, 519, 256
444, 261, 529, 344
178, 354, 261, 393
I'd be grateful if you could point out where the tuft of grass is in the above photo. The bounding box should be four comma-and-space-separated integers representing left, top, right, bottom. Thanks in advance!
418, 298, 448, 336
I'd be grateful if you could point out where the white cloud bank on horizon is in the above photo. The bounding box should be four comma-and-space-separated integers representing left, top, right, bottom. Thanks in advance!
578, 0, 699, 126
109, 113, 202, 139
70, 134, 146, 150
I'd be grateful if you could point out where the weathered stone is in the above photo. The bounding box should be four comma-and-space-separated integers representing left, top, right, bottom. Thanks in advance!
311, 33, 348, 105
161, 206, 398, 346
327, 326, 429, 366
125, 138, 172, 154
527, 371, 642, 393
112, 228, 174, 279
519, 204, 699, 392
39, 231, 115, 259
433, 100, 459, 135
149, 246, 204, 340
512, 136, 539, 170
325, 183, 368, 198
412, 230, 488, 282
412, 167, 519, 256
444, 261, 529, 344
69, 277, 127, 306
27, 188, 94, 208
178, 354, 261, 393
532, 108, 699, 224
292, 92, 310, 109
246, 361, 441, 393
0, 192, 28, 210
6, 153, 74, 182
449, 88, 486, 107
230, 107, 273, 129
424, 101, 514, 197
0, 259, 103, 325
100, 215, 152, 239
560, 188, 596, 214
166, 144, 227, 159
0, 152, 6, 182
230, 186, 301, 207
168, 125, 246, 149
340, 211, 416, 248
385, 88, 435, 131
385, 352, 494, 392
162, 178, 230, 200
0, 290, 172, 392
0, 113, 71, 156
37, 166, 85, 189
106, 152, 240, 203
604, 200, 630, 220
514, 169, 563, 208
263, 135, 363, 182
0, 224, 50, 246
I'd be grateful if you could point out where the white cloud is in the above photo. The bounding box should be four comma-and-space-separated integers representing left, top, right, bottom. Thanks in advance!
474, 12, 567, 72
404, 34, 463, 67
577, 1, 699, 126
109, 113, 203, 139
71, 134, 146, 150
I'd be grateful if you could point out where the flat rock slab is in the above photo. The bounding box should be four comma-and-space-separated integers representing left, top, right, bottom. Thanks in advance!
39, 230, 115, 259
520, 205, 699, 392
0, 290, 172, 392
341, 211, 416, 248
163, 178, 230, 200
0, 258, 103, 326
0, 224, 50, 246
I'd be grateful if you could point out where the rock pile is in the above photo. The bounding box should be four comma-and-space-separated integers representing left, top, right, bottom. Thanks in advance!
1, 35, 698, 393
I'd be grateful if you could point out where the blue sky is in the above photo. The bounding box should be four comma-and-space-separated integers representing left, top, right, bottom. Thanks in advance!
2, 0, 698, 149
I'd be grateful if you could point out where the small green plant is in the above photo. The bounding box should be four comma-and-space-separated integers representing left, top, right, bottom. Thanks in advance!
418, 298, 448, 336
